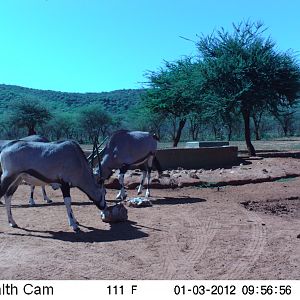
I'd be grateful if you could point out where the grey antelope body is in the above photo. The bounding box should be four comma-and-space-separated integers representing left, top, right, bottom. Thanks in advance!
0, 135, 53, 206
0, 140, 106, 232
99, 130, 162, 200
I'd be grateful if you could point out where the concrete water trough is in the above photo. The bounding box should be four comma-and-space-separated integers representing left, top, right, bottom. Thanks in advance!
83, 143, 238, 170
185, 141, 229, 148
156, 146, 238, 170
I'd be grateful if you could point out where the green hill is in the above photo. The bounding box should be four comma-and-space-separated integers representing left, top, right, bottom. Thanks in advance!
0, 84, 145, 113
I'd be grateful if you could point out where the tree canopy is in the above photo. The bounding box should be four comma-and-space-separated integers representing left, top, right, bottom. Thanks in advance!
144, 57, 201, 146
196, 21, 300, 155
77, 104, 114, 142
8, 99, 52, 135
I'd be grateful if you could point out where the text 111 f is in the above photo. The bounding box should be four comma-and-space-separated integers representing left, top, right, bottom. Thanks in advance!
107, 285, 138, 295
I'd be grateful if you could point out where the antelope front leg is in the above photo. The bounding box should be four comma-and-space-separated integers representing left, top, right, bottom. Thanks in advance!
63, 197, 79, 232
145, 156, 154, 198
145, 170, 151, 198
116, 173, 127, 200
137, 171, 146, 195
61, 184, 79, 232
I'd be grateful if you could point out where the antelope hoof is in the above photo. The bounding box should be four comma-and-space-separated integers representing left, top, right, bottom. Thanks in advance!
29, 198, 36, 206
9, 223, 18, 228
74, 227, 81, 233
46, 199, 53, 204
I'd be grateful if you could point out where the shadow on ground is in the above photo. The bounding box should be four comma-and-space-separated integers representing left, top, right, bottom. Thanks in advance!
0, 220, 148, 243
2, 196, 206, 208
151, 196, 206, 205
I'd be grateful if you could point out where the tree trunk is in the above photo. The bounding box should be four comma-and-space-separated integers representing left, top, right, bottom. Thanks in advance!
283, 124, 288, 137
252, 115, 261, 140
28, 125, 36, 136
212, 125, 218, 139
56, 132, 60, 140
190, 126, 197, 141
227, 125, 232, 141
194, 127, 199, 141
173, 118, 186, 147
242, 110, 256, 156
253, 120, 261, 140
189, 118, 199, 141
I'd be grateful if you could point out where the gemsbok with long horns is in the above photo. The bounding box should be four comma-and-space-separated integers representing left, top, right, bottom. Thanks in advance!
0, 139, 106, 232
96, 130, 162, 200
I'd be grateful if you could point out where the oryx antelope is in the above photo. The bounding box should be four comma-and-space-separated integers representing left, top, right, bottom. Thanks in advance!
96, 130, 162, 200
0, 140, 106, 232
0, 135, 54, 206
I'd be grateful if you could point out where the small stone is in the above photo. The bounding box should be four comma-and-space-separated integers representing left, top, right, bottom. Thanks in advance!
189, 172, 199, 179
161, 173, 170, 178
173, 174, 182, 178
130, 172, 141, 176
152, 178, 160, 183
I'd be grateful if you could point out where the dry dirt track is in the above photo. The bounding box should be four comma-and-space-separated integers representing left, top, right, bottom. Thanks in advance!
0, 157, 299, 280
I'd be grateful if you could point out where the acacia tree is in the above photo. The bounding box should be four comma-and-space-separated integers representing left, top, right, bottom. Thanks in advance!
126, 106, 167, 140
43, 112, 76, 140
144, 58, 200, 147
77, 104, 114, 143
201, 92, 239, 141
197, 21, 300, 155
252, 109, 264, 140
8, 99, 52, 136
0, 114, 22, 139
188, 112, 203, 140
272, 107, 296, 137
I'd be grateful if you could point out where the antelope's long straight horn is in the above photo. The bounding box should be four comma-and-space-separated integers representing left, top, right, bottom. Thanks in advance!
96, 139, 101, 171
90, 138, 97, 169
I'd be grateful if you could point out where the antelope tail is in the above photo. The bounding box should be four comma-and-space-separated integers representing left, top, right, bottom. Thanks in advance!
152, 133, 160, 141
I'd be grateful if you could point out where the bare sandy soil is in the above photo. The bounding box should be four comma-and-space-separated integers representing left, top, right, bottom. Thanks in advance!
0, 157, 299, 280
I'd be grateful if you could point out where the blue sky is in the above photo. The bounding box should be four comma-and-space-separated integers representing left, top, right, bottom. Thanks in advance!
0, 0, 300, 93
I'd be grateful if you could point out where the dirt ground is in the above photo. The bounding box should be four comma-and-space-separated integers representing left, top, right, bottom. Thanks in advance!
0, 156, 299, 280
